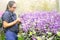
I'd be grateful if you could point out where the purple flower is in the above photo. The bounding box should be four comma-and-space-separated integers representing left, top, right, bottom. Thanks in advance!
19, 10, 60, 34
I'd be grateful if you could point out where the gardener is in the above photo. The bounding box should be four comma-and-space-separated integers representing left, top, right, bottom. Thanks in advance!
2, 1, 21, 40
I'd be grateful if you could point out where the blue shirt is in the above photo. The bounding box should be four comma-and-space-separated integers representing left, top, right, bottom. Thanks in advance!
2, 10, 19, 33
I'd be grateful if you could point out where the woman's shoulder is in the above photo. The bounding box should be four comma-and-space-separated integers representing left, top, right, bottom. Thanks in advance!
2, 10, 10, 17
4, 10, 10, 14
4, 10, 11, 15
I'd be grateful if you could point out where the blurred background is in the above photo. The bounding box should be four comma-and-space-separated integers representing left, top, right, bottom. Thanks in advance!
0, 0, 60, 40
0, 0, 60, 15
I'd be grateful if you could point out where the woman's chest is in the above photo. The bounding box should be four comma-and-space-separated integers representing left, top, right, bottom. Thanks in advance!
9, 14, 16, 22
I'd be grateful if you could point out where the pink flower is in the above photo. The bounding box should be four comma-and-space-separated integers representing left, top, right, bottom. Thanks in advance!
0, 11, 4, 18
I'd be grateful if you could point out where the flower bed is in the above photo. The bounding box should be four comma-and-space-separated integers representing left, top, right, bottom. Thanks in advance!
0, 11, 3, 27
19, 11, 60, 40
0, 11, 5, 40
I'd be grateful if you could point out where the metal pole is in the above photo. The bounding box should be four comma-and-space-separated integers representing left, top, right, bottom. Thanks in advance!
56, 0, 59, 12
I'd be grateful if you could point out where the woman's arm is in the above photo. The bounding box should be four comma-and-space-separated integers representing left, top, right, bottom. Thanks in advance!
3, 18, 20, 28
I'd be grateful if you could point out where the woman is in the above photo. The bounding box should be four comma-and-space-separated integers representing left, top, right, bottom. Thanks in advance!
2, 1, 20, 40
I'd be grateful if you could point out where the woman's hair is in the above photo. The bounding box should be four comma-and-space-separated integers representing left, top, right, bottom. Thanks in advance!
6, 1, 15, 10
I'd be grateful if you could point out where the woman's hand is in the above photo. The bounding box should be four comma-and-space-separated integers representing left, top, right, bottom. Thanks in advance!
16, 18, 21, 24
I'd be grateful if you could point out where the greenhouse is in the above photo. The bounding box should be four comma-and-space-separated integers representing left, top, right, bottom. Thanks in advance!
0, 0, 60, 40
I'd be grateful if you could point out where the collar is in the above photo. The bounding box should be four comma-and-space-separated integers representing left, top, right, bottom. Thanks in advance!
6, 10, 15, 16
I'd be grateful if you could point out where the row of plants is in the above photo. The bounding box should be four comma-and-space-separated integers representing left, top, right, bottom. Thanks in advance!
0, 11, 3, 27
0, 11, 5, 40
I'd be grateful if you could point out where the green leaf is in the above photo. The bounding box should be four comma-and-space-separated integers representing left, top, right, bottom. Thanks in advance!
57, 31, 60, 36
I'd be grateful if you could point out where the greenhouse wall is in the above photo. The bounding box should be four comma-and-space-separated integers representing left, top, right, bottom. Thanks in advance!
0, 0, 59, 15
